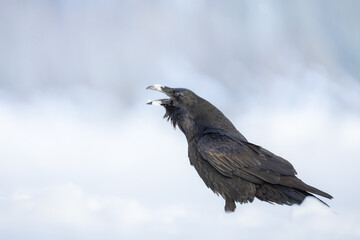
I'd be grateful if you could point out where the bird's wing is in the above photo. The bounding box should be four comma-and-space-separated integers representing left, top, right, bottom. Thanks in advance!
197, 132, 297, 184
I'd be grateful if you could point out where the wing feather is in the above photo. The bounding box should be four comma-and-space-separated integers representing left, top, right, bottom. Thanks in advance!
198, 132, 297, 184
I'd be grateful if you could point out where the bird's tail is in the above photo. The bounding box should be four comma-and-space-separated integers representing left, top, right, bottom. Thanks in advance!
256, 177, 332, 206
278, 176, 333, 199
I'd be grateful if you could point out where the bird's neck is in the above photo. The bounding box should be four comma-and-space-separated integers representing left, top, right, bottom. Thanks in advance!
165, 100, 247, 142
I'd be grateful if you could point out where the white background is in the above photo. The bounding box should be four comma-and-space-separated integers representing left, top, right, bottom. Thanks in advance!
0, 1, 360, 239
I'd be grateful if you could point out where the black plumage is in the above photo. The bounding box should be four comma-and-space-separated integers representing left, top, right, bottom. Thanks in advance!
147, 84, 333, 212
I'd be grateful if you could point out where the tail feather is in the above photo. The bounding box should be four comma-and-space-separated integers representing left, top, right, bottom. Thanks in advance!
256, 183, 331, 207
278, 176, 333, 199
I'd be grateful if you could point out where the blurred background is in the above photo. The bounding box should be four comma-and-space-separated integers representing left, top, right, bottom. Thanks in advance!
1, 0, 360, 239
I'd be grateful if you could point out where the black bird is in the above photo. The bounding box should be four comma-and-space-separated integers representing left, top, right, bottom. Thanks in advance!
147, 84, 333, 212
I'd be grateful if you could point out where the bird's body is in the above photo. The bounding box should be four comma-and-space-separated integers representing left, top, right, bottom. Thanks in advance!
147, 84, 332, 212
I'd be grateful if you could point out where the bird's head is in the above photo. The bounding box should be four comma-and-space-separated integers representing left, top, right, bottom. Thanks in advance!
146, 84, 199, 130
146, 84, 240, 140
146, 84, 198, 107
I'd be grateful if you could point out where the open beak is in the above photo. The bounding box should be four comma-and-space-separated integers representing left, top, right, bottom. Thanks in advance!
146, 84, 173, 105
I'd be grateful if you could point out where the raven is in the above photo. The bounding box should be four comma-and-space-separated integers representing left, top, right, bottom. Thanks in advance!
147, 84, 333, 212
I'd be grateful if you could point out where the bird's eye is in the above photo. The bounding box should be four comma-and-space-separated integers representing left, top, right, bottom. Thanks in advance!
174, 92, 181, 97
